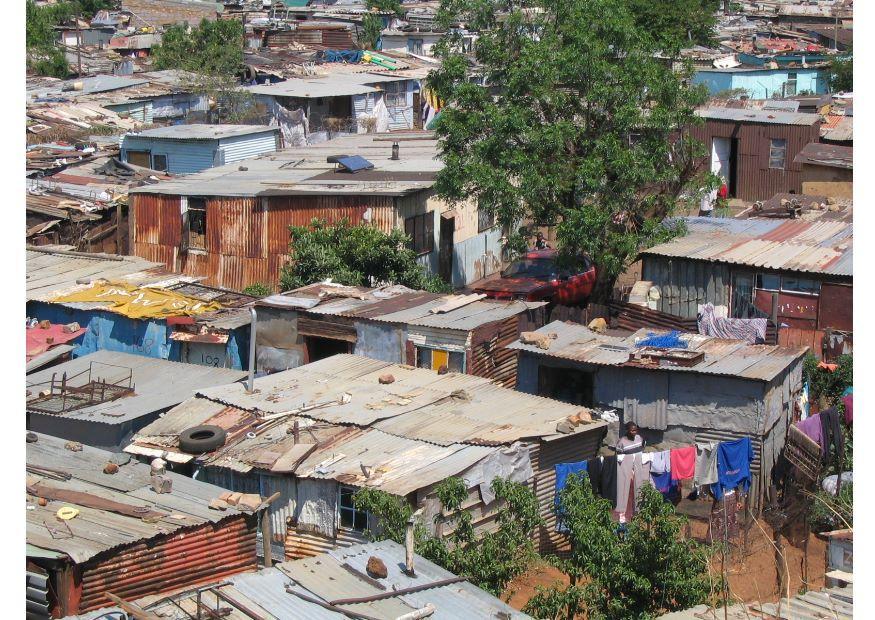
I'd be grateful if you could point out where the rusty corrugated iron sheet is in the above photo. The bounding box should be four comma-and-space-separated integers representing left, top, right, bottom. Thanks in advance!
77, 516, 257, 612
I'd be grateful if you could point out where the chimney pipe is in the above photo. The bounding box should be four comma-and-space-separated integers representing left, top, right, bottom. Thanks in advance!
247, 307, 257, 393
404, 516, 415, 575
391, 141, 400, 160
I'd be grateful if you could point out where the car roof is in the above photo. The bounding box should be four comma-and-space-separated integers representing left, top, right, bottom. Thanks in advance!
522, 250, 558, 259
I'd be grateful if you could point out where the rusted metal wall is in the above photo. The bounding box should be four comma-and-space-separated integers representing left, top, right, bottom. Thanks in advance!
130, 193, 398, 291
469, 315, 522, 388
818, 282, 852, 331
689, 119, 822, 201
778, 327, 852, 361
75, 514, 257, 613
532, 429, 605, 557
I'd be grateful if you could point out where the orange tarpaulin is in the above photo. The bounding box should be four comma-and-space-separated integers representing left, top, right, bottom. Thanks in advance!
51, 283, 222, 319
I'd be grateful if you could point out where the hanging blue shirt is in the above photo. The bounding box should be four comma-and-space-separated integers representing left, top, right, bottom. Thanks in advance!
650, 470, 677, 500
555, 461, 589, 503
555, 461, 588, 533
711, 437, 754, 500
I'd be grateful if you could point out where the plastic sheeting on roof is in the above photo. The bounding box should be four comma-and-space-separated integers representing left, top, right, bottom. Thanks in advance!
51, 282, 223, 319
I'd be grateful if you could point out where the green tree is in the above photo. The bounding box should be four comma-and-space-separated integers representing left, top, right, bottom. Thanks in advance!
279, 219, 452, 293
354, 477, 542, 595
429, 0, 709, 300
624, 0, 719, 53
525, 478, 715, 619
152, 19, 244, 77
828, 53, 852, 93
359, 13, 384, 51
367, 0, 404, 17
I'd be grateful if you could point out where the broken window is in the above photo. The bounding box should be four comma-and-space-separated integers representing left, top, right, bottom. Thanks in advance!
404, 213, 434, 255
186, 198, 207, 251
338, 485, 368, 531
769, 139, 787, 169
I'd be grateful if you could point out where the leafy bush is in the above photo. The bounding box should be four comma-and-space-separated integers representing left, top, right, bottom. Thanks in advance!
803, 353, 852, 408
153, 19, 244, 77
808, 483, 852, 532
279, 219, 452, 294
242, 282, 271, 297
353, 476, 542, 595
525, 477, 716, 619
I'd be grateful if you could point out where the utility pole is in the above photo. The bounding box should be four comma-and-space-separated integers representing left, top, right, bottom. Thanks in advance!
76, 17, 82, 77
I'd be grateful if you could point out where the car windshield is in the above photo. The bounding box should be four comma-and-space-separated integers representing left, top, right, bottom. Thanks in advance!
502, 258, 557, 279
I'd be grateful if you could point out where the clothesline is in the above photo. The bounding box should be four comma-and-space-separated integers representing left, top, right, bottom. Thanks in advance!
554, 437, 754, 528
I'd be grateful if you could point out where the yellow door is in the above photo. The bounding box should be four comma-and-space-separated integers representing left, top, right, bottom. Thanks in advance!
431, 349, 448, 371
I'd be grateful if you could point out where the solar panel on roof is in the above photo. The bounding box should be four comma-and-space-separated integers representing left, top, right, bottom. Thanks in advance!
336, 155, 375, 173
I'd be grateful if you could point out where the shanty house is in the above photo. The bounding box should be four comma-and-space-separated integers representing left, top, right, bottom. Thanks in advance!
794, 143, 853, 198
508, 321, 808, 509
26, 351, 246, 451
120, 125, 281, 174
60, 540, 531, 619
255, 283, 544, 387
126, 354, 609, 559
690, 107, 823, 201
692, 66, 829, 100
26, 433, 260, 618
639, 201, 852, 358
127, 133, 503, 291
27, 246, 258, 369
247, 72, 423, 141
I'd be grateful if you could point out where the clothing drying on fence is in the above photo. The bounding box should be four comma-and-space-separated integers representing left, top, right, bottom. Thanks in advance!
697, 303, 767, 344
796, 412, 824, 452
819, 407, 845, 462
648, 450, 671, 474
637, 330, 687, 348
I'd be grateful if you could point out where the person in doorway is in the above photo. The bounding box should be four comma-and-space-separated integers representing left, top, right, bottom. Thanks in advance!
533, 231, 550, 250
616, 422, 645, 454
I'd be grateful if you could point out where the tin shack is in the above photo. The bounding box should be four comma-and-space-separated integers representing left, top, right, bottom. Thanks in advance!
126, 133, 503, 291
26, 350, 247, 451
689, 107, 823, 201
26, 433, 260, 618
255, 283, 544, 387
126, 354, 609, 558
508, 321, 809, 509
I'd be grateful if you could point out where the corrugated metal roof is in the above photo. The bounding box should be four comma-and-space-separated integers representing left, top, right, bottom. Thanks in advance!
26, 350, 246, 425
642, 213, 852, 276
506, 321, 808, 381
696, 107, 822, 125
265, 284, 542, 331
26, 245, 193, 302
194, 354, 602, 444
129, 132, 442, 197
26, 433, 249, 564
129, 124, 278, 140
794, 142, 853, 168
65, 540, 531, 619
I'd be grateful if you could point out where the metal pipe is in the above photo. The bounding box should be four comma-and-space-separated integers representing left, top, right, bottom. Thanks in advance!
395, 604, 436, 620
328, 576, 466, 606
247, 307, 257, 393
404, 517, 415, 576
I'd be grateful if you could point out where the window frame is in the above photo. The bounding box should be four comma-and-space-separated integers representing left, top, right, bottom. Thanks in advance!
404, 212, 434, 255
126, 150, 151, 167
383, 80, 406, 109
416, 345, 466, 373
185, 197, 208, 252
338, 484, 369, 532
477, 204, 495, 232
768, 138, 787, 170
408, 38, 424, 55
151, 153, 168, 172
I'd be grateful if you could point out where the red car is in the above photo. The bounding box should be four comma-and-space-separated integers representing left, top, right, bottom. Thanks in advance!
474, 250, 597, 305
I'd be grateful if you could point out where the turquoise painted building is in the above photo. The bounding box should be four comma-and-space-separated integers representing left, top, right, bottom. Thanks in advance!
120, 124, 280, 174
693, 66, 829, 99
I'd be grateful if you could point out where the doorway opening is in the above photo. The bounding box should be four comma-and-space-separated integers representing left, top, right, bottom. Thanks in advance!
305, 337, 352, 363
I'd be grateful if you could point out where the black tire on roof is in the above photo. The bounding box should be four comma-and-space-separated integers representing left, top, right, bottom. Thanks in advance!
178, 425, 227, 454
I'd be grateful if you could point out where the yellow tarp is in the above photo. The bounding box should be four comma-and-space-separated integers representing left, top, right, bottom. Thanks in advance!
52, 283, 223, 319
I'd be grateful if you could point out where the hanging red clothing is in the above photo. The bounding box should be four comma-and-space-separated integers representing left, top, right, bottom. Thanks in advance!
718, 184, 728, 199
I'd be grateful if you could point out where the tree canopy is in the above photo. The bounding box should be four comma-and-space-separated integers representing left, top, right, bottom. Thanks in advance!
428, 0, 709, 298
152, 19, 244, 76
829, 53, 852, 93
525, 478, 715, 619
625, 0, 719, 53
279, 219, 451, 293
359, 13, 384, 50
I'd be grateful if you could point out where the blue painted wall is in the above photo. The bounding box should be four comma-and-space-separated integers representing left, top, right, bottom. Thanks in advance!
28, 301, 246, 369
120, 130, 278, 174
693, 67, 828, 99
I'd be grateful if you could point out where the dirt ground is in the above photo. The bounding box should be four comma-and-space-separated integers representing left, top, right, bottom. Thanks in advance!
501, 518, 826, 613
